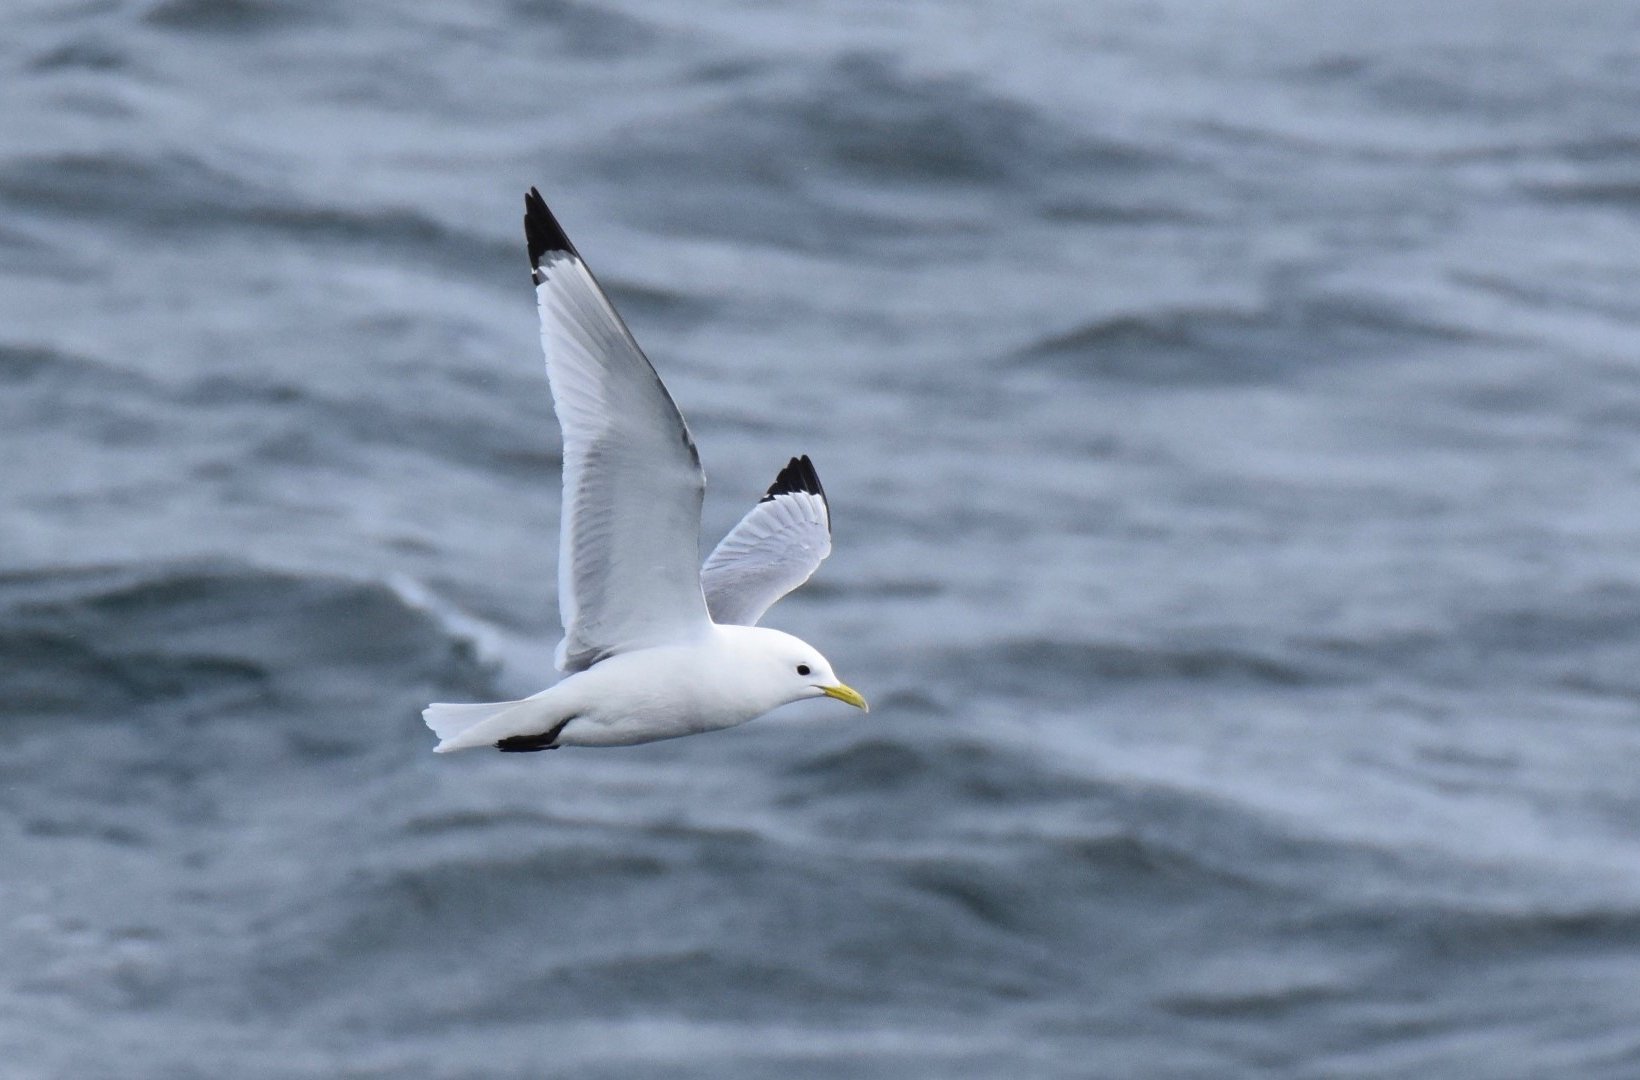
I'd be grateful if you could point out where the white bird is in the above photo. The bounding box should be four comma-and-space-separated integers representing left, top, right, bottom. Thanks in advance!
423, 189, 868, 753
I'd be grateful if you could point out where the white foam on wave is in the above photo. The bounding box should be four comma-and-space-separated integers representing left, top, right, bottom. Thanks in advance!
383, 572, 556, 696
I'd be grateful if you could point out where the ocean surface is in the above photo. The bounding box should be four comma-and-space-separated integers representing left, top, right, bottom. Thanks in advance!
7, 1, 1640, 1076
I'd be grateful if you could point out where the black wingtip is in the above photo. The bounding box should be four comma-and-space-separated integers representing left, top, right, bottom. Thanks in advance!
762, 454, 827, 506
524, 187, 579, 272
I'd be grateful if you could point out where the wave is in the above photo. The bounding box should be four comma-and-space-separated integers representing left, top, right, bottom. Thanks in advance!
1522, 177, 1640, 208
140, 0, 324, 34
0, 341, 153, 395
0, 148, 513, 281
0, 333, 556, 479
503, 0, 658, 58
785, 733, 1099, 806
590, 51, 1190, 254
1289, 579, 1640, 698
0, 560, 497, 733
923, 636, 1340, 700
1012, 290, 1486, 385
909, 582, 1640, 705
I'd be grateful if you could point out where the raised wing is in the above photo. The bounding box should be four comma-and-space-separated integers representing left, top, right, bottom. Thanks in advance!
702, 455, 832, 626
525, 188, 710, 672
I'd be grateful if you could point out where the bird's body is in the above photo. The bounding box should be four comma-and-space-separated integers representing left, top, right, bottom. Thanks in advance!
429, 625, 842, 752
423, 190, 866, 754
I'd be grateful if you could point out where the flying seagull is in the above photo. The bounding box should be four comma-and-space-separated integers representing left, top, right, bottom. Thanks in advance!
423, 189, 867, 753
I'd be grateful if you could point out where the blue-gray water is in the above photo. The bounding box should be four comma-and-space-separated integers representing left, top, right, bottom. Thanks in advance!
7, 1, 1640, 1076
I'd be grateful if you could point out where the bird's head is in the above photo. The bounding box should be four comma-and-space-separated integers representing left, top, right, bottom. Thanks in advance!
724, 626, 869, 715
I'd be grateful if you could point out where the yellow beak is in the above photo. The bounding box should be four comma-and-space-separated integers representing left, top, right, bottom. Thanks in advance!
819, 682, 869, 712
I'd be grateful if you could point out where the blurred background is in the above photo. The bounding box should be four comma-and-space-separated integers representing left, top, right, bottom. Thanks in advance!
6, 0, 1640, 1076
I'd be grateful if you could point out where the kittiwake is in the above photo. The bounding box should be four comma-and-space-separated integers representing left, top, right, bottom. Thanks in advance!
423, 189, 868, 753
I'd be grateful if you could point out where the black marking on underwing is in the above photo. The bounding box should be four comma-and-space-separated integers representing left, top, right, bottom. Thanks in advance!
761, 455, 828, 521
495, 714, 576, 753
524, 187, 579, 271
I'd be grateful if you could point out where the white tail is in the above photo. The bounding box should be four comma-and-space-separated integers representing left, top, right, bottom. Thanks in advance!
423, 699, 525, 752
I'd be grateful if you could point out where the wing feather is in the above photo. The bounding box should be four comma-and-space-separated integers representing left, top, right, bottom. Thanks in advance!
702, 455, 832, 626
525, 188, 710, 671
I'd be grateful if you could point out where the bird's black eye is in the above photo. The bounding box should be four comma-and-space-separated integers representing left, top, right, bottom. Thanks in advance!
796, 664, 811, 676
